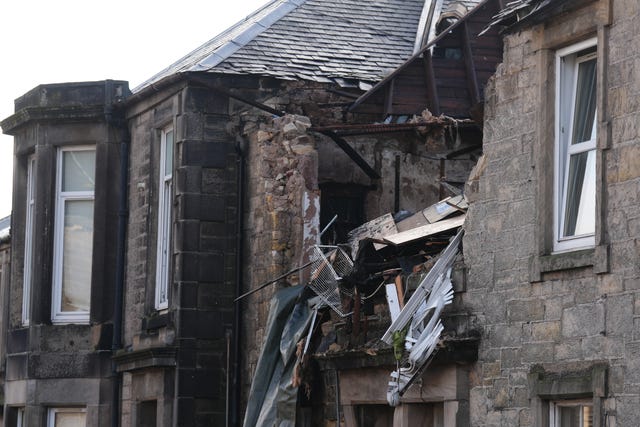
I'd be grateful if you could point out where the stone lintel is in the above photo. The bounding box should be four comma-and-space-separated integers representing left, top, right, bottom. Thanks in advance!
113, 347, 177, 373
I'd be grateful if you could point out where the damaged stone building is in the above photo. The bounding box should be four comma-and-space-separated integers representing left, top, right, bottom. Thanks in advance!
1, 0, 638, 426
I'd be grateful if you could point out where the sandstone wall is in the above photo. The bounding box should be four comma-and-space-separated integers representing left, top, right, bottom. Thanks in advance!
463, 0, 640, 424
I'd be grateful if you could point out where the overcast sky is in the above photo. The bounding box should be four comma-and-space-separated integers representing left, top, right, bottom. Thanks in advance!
0, 0, 270, 219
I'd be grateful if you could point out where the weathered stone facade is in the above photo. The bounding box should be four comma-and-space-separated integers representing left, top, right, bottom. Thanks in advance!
463, 0, 640, 425
117, 80, 241, 426
1, 81, 128, 426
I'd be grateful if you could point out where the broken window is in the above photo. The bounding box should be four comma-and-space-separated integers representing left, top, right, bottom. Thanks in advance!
554, 39, 597, 252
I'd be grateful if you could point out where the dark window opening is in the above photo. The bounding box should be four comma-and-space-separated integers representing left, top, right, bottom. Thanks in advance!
320, 183, 366, 245
432, 46, 462, 60
355, 404, 394, 427
137, 400, 157, 427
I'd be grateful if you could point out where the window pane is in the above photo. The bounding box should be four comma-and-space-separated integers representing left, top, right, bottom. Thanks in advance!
55, 411, 86, 427
559, 406, 580, 427
165, 130, 174, 176
62, 150, 95, 192
156, 182, 172, 308
62, 200, 94, 312
563, 150, 595, 237
572, 57, 597, 145
556, 404, 592, 427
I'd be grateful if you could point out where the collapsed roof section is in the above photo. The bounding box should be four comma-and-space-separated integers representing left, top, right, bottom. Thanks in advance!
349, 0, 503, 120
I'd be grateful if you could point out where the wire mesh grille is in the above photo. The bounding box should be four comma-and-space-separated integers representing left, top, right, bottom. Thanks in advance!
307, 245, 353, 317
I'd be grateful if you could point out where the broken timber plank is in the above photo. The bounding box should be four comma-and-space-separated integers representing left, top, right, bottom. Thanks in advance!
397, 195, 467, 232
446, 195, 468, 212
347, 213, 398, 258
383, 215, 465, 246
423, 196, 461, 223
395, 210, 429, 232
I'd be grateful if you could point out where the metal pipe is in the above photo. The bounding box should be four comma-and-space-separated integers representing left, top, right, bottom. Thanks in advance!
231, 138, 246, 426
111, 118, 130, 427
335, 370, 341, 426
226, 328, 232, 427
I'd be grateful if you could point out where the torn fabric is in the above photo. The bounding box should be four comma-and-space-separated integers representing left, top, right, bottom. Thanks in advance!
243, 286, 315, 427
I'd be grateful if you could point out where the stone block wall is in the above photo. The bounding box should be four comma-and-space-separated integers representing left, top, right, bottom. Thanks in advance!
462, 0, 640, 425
239, 113, 320, 401
123, 82, 239, 426
0, 81, 128, 426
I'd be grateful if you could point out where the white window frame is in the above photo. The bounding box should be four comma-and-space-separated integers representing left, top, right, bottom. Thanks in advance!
22, 155, 35, 326
47, 407, 87, 427
155, 127, 174, 310
51, 146, 95, 324
549, 399, 593, 427
17, 407, 25, 427
553, 38, 598, 253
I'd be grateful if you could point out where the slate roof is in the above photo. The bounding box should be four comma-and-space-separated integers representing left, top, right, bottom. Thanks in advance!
136, 0, 427, 91
480, 0, 552, 34
0, 216, 10, 243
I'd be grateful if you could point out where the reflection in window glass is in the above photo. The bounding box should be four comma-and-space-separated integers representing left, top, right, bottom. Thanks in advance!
156, 127, 174, 310
563, 150, 595, 236
555, 40, 597, 251
62, 151, 96, 192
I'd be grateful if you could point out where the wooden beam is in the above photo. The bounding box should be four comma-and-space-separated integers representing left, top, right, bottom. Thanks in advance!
384, 78, 396, 118
383, 215, 465, 246
461, 21, 481, 106
348, 0, 494, 112
422, 51, 441, 115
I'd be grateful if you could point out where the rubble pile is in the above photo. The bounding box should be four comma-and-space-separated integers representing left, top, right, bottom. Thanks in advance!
243, 192, 469, 423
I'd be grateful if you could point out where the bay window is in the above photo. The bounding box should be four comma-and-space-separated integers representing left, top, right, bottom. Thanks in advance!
554, 38, 597, 252
52, 147, 96, 324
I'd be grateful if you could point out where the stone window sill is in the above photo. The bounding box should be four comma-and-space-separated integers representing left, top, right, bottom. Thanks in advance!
529, 244, 609, 282
142, 311, 172, 331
